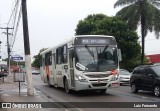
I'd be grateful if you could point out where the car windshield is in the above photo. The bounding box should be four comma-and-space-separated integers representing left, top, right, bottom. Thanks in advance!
151, 65, 160, 76
119, 69, 131, 75
75, 46, 118, 72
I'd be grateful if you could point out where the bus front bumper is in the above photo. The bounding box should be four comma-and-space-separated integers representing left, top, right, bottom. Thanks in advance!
74, 80, 119, 91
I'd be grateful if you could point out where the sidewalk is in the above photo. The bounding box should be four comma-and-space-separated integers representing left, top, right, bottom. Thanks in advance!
0, 77, 66, 111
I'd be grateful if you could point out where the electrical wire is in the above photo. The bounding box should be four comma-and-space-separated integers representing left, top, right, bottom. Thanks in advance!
7, 0, 19, 26
11, 6, 22, 49
10, 0, 19, 43
6, 0, 22, 52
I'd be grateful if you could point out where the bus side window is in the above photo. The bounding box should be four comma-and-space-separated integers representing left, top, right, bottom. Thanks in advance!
42, 57, 45, 68
49, 51, 52, 65
63, 45, 67, 63
45, 52, 51, 66
40, 55, 42, 67
56, 47, 62, 64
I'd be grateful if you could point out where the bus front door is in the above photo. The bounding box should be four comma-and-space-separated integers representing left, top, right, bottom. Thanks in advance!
69, 49, 75, 88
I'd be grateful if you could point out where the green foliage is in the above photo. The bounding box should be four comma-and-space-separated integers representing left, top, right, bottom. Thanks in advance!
75, 14, 141, 71
114, 0, 160, 64
32, 48, 48, 68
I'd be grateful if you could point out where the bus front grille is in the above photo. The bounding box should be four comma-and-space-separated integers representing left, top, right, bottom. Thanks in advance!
92, 83, 107, 87
89, 79, 108, 82
86, 74, 109, 78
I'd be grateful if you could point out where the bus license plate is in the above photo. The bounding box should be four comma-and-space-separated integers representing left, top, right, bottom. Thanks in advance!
112, 83, 119, 87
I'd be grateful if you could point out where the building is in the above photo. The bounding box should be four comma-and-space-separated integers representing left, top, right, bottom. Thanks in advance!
146, 54, 160, 63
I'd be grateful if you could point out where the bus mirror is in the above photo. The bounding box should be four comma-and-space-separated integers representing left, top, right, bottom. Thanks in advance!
71, 49, 75, 57
117, 49, 122, 61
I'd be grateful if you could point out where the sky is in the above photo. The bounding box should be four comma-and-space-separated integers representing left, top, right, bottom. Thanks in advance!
0, 0, 160, 61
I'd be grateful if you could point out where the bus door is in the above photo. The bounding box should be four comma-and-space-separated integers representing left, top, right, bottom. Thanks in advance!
69, 48, 75, 88
61, 45, 69, 87
56, 47, 63, 87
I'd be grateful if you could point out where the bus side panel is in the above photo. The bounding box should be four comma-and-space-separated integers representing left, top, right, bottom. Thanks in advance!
41, 56, 47, 83
51, 54, 56, 85
40, 67, 44, 82
56, 64, 63, 87
48, 65, 54, 85
68, 49, 75, 89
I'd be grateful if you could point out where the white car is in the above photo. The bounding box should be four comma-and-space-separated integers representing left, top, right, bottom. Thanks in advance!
32, 70, 40, 75
119, 69, 131, 85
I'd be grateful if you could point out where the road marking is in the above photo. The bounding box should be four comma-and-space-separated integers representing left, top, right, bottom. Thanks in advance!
142, 96, 148, 99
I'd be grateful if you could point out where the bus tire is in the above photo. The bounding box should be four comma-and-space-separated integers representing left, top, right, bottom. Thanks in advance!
64, 78, 70, 94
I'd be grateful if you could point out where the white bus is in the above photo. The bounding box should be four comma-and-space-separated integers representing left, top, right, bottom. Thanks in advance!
40, 35, 122, 93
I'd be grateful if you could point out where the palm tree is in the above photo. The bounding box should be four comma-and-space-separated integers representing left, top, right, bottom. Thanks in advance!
114, 0, 160, 64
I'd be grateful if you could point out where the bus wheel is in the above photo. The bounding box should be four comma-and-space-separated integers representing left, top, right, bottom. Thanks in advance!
64, 78, 70, 94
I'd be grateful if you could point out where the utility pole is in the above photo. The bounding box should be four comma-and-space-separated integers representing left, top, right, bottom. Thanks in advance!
0, 41, 2, 61
21, 0, 34, 96
0, 27, 14, 82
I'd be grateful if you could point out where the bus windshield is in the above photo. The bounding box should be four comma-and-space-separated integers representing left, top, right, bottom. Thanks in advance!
75, 46, 118, 72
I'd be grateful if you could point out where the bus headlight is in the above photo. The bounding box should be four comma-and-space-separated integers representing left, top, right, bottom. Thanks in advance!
110, 75, 119, 81
76, 75, 87, 82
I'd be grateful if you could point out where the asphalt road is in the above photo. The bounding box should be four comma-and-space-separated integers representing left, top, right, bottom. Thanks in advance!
32, 75, 160, 111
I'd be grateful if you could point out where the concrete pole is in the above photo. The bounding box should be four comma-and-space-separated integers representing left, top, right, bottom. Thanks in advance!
21, 0, 34, 96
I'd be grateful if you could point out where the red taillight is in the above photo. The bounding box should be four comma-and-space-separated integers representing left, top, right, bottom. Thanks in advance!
110, 70, 118, 75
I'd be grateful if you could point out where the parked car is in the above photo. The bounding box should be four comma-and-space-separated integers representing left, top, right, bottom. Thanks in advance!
0, 65, 8, 78
32, 70, 40, 75
154, 62, 160, 65
119, 69, 131, 85
130, 64, 160, 97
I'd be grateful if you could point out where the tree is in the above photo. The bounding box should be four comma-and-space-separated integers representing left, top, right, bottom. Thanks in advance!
75, 14, 141, 71
32, 48, 48, 68
114, 0, 160, 64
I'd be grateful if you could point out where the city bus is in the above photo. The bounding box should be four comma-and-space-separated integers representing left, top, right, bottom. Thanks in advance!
40, 35, 122, 93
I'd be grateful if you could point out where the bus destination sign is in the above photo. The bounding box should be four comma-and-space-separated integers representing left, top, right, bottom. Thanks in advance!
82, 39, 109, 44
74, 37, 116, 45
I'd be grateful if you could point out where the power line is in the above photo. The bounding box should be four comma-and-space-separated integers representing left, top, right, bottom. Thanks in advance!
7, 0, 19, 26
10, 0, 19, 44
6, 0, 22, 51
11, 0, 20, 33
11, 6, 22, 49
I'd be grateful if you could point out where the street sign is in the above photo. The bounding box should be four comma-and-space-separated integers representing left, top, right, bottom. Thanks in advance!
11, 55, 23, 61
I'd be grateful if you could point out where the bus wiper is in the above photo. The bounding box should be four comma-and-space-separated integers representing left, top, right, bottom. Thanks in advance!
85, 45, 94, 58
76, 62, 87, 71
85, 45, 96, 66
102, 45, 108, 53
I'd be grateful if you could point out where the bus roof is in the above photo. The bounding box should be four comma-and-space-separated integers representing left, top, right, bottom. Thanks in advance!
75, 35, 114, 38
40, 35, 115, 55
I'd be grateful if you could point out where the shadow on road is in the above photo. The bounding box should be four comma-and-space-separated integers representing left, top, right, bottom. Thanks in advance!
47, 85, 117, 97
